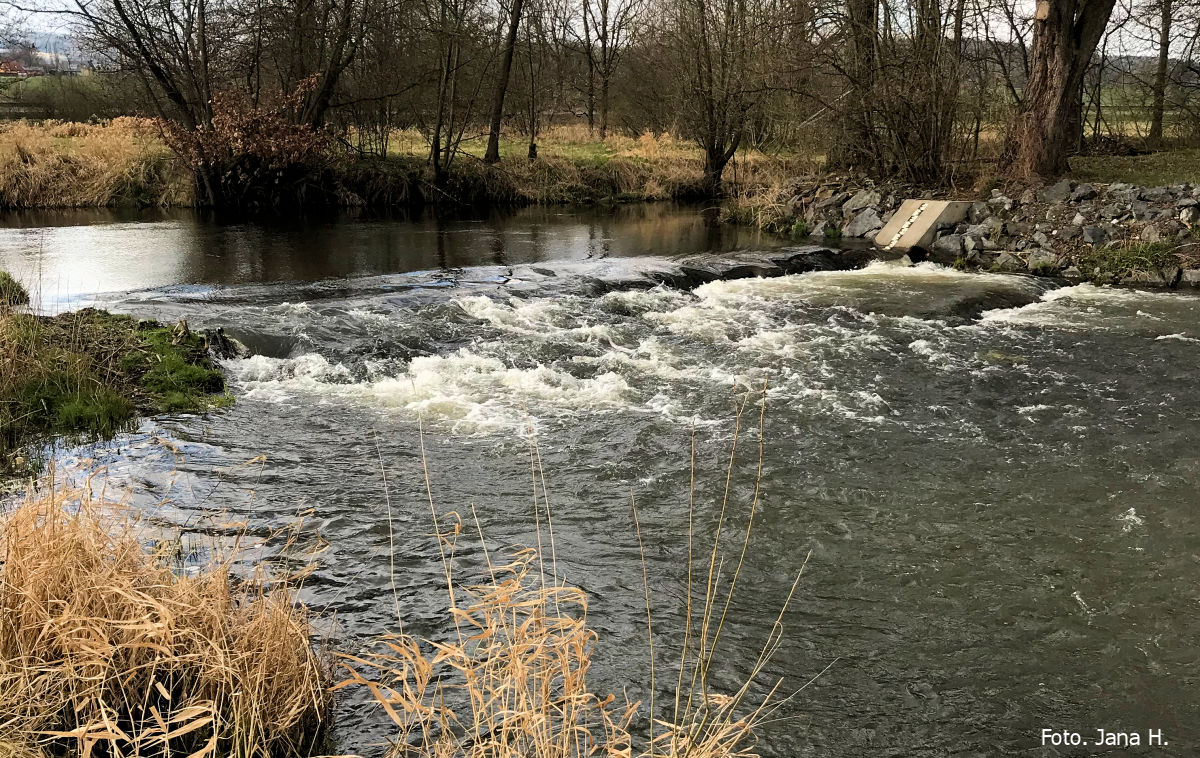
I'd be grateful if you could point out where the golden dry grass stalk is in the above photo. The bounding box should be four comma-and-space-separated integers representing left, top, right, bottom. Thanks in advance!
0, 480, 331, 757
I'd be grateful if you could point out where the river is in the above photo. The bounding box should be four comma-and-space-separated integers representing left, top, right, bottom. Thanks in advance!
2, 203, 1198, 756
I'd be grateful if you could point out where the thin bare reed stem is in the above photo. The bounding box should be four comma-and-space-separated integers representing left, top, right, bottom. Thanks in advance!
630, 490, 657, 757
374, 428, 403, 632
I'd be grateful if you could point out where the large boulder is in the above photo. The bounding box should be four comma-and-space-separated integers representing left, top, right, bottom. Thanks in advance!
932, 234, 965, 257
844, 208, 883, 238
1027, 249, 1064, 273
843, 189, 881, 214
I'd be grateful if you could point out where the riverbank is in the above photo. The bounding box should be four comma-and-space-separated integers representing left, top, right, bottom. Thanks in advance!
0, 120, 799, 209
0, 295, 231, 476
726, 176, 1200, 288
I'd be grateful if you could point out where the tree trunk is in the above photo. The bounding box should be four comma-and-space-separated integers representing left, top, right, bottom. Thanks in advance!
1149, 0, 1172, 148
599, 76, 609, 140
701, 138, 738, 196
484, 0, 526, 164
1005, 0, 1116, 179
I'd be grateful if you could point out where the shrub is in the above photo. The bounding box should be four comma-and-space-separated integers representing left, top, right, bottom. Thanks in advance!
790, 218, 811, 240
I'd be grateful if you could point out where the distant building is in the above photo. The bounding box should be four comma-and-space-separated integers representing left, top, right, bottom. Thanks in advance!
0, 60, 40, 78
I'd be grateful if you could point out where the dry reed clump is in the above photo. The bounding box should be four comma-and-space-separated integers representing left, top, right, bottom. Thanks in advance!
342, 391, 806, 758
0, 481, 332, 757
337, 549, 638, 758
0, 119, 191, 209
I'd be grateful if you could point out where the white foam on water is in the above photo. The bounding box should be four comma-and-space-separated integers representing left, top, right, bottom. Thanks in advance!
228, 348, 635, 433
1156, 332, 1200, 343
983, 283, 1200, 330
1117, 507, 1145, 533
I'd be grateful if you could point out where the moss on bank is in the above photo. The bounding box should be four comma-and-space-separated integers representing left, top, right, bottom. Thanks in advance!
1, 306, 229, 474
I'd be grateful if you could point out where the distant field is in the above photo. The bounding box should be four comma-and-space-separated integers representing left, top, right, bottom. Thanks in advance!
1071, 149, 1200, 185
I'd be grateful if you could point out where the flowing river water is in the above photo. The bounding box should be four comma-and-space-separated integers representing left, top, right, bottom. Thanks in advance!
3, 204, 1200, 756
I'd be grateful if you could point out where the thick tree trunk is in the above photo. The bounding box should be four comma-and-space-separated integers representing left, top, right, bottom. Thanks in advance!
701, 138, 738, 196
1005, 0, 1115, 179
484, 0, 526, 164
1149, 0, 1172, 148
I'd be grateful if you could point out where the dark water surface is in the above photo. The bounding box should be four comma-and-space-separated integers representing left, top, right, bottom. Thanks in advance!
4, 205, 1200, 756
0, 203, 778, 308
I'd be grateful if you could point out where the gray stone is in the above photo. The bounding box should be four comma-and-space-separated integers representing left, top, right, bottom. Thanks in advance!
1181, 206, 1200, 225
1033, 231, 1050, 246
1177, 196, 1199, 208
994, 252, 1026, 272
843, 189, 881, 214
1112, 186, 1141, 204
1182, 269, 1200, 286
1071, 212, 1086, 226
1019, 188, 1037, 205
932, 233, 964, 256
967, 202, 990, 223
1140, 223, 1166, 242
1059, 225, 1081, 241
1070, 183, 1098, 202
1039, 180, 1073, 203
1140, 186, 1171, 202
967, 249, 998, 266
844, 208, 883, 238
810, 220, 827, 238
1027, 249, 1063, 273
1109, 182, 1133, 193
815, 191, 850, 210
987, 195, 1014, 212
1082, 226, 1108, 245
1062, 265, 1084, 280
965, 217, 1002, 238
1099, 204, 1125, 220
1003, 221, 1029, 237
1121, 267, 1181, 287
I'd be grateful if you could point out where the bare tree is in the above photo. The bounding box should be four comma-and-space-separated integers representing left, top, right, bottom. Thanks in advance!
1149, 0, 1175, 145
1005, 0, 1117, 178
483, 0, 525, 162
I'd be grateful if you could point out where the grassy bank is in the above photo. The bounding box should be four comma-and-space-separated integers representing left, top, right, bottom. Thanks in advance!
0, 484, 331, 757
0, 119, 190, 209
0, 290, 229, 474
0, 120, 802, 209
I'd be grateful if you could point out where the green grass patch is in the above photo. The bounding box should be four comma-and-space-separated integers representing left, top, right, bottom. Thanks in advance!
2, 307, 229, 476
1071, 148, 1200, 186
1076, 241, 1180, 284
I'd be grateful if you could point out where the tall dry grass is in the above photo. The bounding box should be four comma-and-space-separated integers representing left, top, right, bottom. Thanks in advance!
0, 477, 332, 757
0, 119, 191, 209
340, 392, 813, 758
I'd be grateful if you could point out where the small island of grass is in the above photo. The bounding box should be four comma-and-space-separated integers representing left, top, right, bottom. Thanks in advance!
1, 284, 230, 476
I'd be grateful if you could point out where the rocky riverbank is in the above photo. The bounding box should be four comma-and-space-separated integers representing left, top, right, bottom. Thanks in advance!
737, 177, 1200, 288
